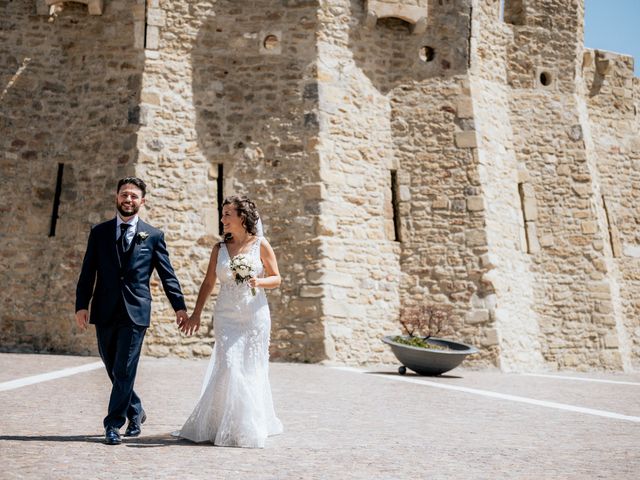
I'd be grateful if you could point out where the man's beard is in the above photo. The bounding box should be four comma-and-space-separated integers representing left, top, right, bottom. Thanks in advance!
117, 203, 139, 217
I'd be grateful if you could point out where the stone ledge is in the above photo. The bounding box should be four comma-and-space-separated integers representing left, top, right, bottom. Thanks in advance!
36, 0, 103, 16
365, 0, 428, 35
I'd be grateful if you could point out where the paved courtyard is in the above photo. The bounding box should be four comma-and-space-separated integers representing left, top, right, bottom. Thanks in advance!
1, 352, 639, 479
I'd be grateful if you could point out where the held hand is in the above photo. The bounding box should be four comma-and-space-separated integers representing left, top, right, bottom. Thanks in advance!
248, 277, 260, 289
175, 309, 189, 328
180, 313, 201, 336
75, 310, 89, 331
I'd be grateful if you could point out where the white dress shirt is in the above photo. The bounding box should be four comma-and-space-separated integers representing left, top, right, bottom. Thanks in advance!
116, 214, 139, 248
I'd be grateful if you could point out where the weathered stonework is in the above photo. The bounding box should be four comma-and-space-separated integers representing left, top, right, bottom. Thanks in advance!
1, 0, 638, 372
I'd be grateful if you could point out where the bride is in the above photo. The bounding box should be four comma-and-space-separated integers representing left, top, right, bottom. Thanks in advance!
177, 195, 283, 448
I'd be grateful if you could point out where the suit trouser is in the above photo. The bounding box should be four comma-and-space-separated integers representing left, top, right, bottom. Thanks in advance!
95, 305, 147, 429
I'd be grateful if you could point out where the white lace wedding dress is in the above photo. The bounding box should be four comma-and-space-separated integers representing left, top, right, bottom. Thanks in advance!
176, 237, 283, 448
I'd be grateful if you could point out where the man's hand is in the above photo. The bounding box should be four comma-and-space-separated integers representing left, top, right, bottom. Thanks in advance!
180, 313, 201, 336
75, 310, 89, 331
175, 309, 189, 328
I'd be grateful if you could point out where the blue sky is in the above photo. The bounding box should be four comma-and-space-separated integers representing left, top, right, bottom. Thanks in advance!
584, 0, 639, 76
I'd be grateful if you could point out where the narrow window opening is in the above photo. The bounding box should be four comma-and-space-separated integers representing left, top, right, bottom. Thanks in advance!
217, 163, 224, 236
499, 0, 505, 21
143, 1, 148, 49
49, 163, 64, 237
518, 182, 530, 253
391, 170, 401, 242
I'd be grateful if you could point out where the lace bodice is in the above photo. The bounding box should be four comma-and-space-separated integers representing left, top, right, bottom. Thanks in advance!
217, 237, 264, 294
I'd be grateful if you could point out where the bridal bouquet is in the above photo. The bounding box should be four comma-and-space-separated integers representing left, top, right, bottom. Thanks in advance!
229, 254, 257, 296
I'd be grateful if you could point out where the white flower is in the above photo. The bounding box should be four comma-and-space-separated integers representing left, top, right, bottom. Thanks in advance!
229, 254, 258, 296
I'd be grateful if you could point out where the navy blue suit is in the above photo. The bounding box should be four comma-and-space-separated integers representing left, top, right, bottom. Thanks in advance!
76, 217, 186, 429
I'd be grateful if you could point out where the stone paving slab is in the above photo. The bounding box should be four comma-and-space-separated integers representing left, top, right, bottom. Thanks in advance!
1, 354, 639, 479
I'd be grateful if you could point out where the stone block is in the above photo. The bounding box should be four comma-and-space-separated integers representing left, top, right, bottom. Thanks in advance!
522, 198, 537, 221
521, 183, 536, 198
481, 329, 499, 346
316, 216, 337, 236
141, 91, 161, 106
465, 228, 486, 247
609, 226, 621, 257
132, 4, 146, 21
604, 334, 619, 349
456, 99, 474, 118
302, 182, 327, 200
323, 301, 367, 319
134, 21, 145, 50
517, 169, 530, 183
581, 221, 598, 235
466, 196, 484, 212
203, 208, 218, 236
300, 285, 324, 298
146, 26, 160, 50
432, 196, 449, 210
399, 186, 411, 202
572, 184, 591, 198
525, 221, 540, 253
455, 131, 478, 148
466, 309, 489, 325
147, 8, 166, 27
588, 281, 610, 294
622, 242, 640, 258
538, 233, 554, 247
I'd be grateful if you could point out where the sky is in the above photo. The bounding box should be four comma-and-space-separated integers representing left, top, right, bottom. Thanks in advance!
584, 0, 639, 76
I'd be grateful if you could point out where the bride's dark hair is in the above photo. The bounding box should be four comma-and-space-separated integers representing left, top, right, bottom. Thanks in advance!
222, 195, 259, 241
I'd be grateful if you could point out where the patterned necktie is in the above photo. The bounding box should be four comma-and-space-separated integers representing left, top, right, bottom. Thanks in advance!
119, 223, 132, 255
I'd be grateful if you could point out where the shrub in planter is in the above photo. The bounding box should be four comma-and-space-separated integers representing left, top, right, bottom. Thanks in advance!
383, 304, 478, 376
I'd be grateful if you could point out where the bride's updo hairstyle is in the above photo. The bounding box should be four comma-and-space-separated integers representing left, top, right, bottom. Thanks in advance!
222, 195, 259, 241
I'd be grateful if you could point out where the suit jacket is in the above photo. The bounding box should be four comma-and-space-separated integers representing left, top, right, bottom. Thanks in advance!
75, 217, 186, 327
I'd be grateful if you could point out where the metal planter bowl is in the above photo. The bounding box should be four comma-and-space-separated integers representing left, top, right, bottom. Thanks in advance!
382, 336, 479, 376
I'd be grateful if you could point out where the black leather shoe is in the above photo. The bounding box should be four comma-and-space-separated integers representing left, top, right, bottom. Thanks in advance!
105, 426, 121, 445
124, 411, 147, 437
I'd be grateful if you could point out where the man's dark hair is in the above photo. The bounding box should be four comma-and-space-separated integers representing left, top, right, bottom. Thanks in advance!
117, 177, 147, 198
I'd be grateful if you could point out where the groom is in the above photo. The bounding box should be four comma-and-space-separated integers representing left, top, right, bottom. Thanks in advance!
75, 177, 188, 445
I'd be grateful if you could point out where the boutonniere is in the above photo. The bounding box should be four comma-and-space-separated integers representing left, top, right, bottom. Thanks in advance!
137, 231, 149, 242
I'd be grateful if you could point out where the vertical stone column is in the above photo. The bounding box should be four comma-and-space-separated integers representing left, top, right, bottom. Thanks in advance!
581, 49, 639, 370
468, 0, 546, 371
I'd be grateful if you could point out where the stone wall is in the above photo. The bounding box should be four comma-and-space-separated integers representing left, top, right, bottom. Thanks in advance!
469, 0, 545, 371
134, 0, 324, 360
500, 0, 629, 369
1, 0, 638, 371
0, 0, 145, 354
582, 49, 640, 369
